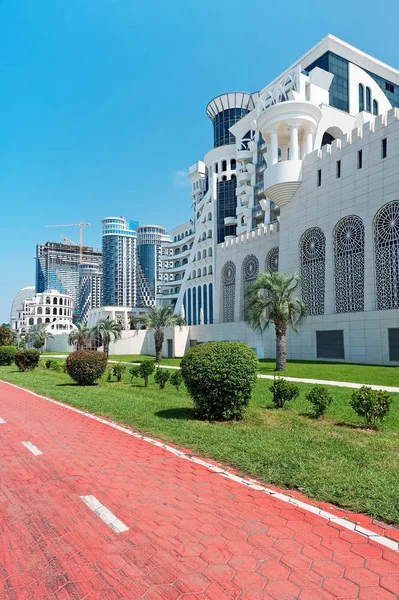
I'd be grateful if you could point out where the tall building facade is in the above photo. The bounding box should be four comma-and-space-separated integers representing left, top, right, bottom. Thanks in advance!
78, 263, 103, 325
137, 225, 170, 306
12, 289, 74, 333
169, 34, 399, 365
102, 217, 138, 307
35, 242, 102, 311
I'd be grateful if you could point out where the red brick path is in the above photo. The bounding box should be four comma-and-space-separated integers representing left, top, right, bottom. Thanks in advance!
0, 381, 398, 599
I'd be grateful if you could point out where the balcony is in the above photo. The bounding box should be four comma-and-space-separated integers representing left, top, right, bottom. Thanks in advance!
238, 171, 251, 184
236, 149, 252, 161
224, 216, 237, 226
263, 160, 303, 207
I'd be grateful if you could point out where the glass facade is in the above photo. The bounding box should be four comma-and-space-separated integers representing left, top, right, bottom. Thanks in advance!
366, 71, 399, 108
138, 244, 156, 293
304, 52, 349, 111
212, 108, 249, 148
217, 178, 237, 243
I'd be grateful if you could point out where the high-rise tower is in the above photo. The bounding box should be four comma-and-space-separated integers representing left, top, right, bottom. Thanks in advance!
136, 225, 170, 306
102, 217, 138, 307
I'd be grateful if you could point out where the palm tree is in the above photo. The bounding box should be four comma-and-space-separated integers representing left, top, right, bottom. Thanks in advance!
68, 323, 94, 350
132, 305, 185, 363
32, 324, 54, 353
94, 318, 122, 357
245, 271, 307, 372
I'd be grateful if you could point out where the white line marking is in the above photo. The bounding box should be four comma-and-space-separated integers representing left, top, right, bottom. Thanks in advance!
0, 417, 6, 424
21, 441, 43, 456
2, 380, 398, 552
81, 495, 128, 533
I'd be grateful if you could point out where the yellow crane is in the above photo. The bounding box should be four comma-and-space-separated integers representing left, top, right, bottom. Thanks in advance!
46, 222, 90, 263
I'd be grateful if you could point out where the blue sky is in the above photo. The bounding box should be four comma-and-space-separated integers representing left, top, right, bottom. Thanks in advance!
1, 0, 399, 321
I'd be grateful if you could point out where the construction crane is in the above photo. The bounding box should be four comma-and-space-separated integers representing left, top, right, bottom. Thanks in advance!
60, 235, 78, 245
46, 222, 90, 263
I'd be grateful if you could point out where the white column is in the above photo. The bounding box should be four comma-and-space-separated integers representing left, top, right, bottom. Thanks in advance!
305, 130, 314, 155
269, 130, 278, 165
300, 141, 306, 159
289, 125, 299, 161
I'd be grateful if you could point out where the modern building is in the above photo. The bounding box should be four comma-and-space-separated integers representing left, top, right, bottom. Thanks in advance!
78, 263, 103, 325
35, 242, 102, 312
168, 34, 399, 365
12, 289, 74, 333
137, 225, 170, 306
102, 217, 138, 307
156, 221, 195, 309
10, 286, 35, 324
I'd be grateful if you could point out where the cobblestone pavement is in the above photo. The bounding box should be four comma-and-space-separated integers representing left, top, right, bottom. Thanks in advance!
0, 380, 398, 599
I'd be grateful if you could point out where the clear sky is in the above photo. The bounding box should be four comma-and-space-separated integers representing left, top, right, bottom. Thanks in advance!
1, 0, 399, 322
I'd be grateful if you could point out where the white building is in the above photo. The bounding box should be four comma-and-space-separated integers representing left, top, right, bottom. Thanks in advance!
78, 263, 103, 325
170, 34, 399, 365
12, 289, 75, 334
156, 221, 195, 309
10, 286, 35, 325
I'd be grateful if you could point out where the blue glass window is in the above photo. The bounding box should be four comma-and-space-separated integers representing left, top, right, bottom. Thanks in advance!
366, 87, 371, 112
359, 84, 364, 112
203, 284, 208, 324
373, 99, 379, 115
188, 289, 192, 325
217, 179, 237, 243
193, 289, 197, 325
197, 286, 202, 324
304, 52, 349, 112
212, 108, 249, 148
209, 283, 213, 324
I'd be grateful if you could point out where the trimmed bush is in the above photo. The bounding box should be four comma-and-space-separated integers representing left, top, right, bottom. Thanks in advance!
306, 385, 333, 418
45, 359, 64, 372
14, 349, 40, 372
170, 370, 183, 392
0, 345, 17, 366
138, 360, 155, 387
269, 377, 300, 408
112, 362, 126, 382
180, 341, 258, 421
154, 368, 170, 389
66, 350, 107, 385
351, 386, 392, 427
129, 365, 140, 383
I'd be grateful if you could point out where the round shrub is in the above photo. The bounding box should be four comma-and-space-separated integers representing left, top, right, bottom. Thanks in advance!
154, 368, 170, 389
351, 386, 392, 427
306, 385, 333, 418
14, 349, 40, 372
170, 370, 183, 392
0, 345, 17, 366
269, 377, 300, 408
112, 362, 126, 382
66, 350, 107, 385
180, 341, 258, 421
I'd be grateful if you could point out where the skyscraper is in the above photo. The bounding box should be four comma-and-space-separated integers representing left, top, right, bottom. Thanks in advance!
78, 263, 103, 324
35, 242, 102, 311
137, 225, 170, 306
102, 217, 138, 306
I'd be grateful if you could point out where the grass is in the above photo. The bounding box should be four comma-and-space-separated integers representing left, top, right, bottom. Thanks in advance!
1, 365, 398, 525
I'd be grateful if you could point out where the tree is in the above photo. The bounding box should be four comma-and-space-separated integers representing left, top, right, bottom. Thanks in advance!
131, 305, 184, 363
93, 318, 122, 357
32, 324, 54, 353
68, 323, 94, 350
245, 271, 307, 372
0, 325, 14, 347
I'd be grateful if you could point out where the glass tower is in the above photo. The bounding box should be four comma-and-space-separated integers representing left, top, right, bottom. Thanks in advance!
102, 217, 138, 307
136, 225, 169, 306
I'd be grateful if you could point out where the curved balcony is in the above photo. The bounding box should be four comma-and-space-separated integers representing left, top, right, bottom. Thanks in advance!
263, 160, 302, 207
238, 171, 251, 183
224, 216, 237, 226
236, 149, 252, 161
257, 100, 322, 143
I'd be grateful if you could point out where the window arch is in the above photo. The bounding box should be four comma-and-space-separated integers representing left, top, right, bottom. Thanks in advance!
53, 297, 57, 304
359, 84, 364, 112
366, 87, 371, 112
208, 265, 213, 275
59, 298, 63, 305
221, 175, 227, 181
222, 160, 227, 172
300, 227, 326, 315
231, 159, 236, 170
374, 201, 399, 309
333, 216, 365, 313
46, 307, 50, 315
209, 283, 214, 324
231, 174, 236, 180
53, 307, 57, 315
265, 247, 279, 272
28, 318, 34, 326
197, 251, 201, 260
197, 269, 201, 277
37, 306, 42, 315
192, 270, 196, 279
207, 230, 212, 238
203, 267, 207, 276
198, 286, 202, 323
221, 261, 236, 323
45, 318, 50, 323
241, 255, 259, 319
373, 99, 379, 115
37, 317, 42, 325
46, 296, 51, 304
208, 247, 212, 257
188, 289, 192, 325
203, 284, 208, 324
202, 249, 207, 259
193, 286, 197, 325
207, 212, 212, 221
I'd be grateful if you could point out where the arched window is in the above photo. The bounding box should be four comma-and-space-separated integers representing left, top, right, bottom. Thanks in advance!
265, 247, 279, 272
37, 318, 42, 325
208, 265, 213, 275
45, 318, 50, 323
203, 267, 207, 276
203, 284, 208, 324
182, 258, 188, 265
222, 160, 227, 172
53, 297, 57, 304
197, 251, 201, 260
241, 255, 259, 319
231, 174, 236, 180
374, 201, 399, 309
208, 247, 212, 257
46, 296, 51, 304
28, 318, 34, 325
183, 245, 188, 251
59, 298, 63, 305
183, 292, 187, 325
373, 99, 379, 115
193, 287, 197, 325
188, 289, 192, 325
221, 175, 227, 181
192, 271, 196, 279
53, 307, 57, 315
300, 227, 326, 315
202, 232, 206, 241
209, 283, 214, 324
221, 261, 236, 323
366, 87, 371, 112
334, 216, 365, 313
207, 230, 212, 238
207, 212, 212, 221
37, 306, 42, 315
198, 286, 202, 323
197, 269, 201, 277
202, 249, 207, 259
46, 307, 50, 315
214, 163, 218, 173
359, 84, 364, 112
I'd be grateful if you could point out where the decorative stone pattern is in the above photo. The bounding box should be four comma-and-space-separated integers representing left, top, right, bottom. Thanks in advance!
374, 201, 399, 310
334, 216, 365, 313
265, 246, 279, 272
241, 254, 259, 319
300, 227, 326, 315
222, 261, 236, 323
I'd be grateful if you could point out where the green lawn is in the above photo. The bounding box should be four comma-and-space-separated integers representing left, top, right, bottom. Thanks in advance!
1, 365, 398, 525
108, 354, 181, 366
